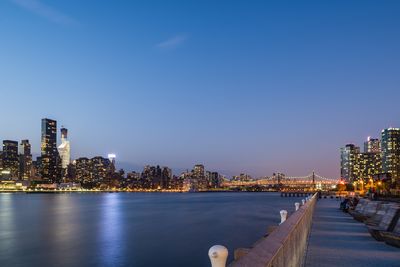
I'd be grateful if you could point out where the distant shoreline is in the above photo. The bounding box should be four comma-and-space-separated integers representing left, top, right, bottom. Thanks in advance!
0, 189, 280, 194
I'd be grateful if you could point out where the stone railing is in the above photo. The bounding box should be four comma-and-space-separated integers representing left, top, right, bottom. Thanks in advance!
209, 194, 317, 267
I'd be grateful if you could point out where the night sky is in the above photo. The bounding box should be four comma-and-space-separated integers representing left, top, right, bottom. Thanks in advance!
1, 0, 400, 178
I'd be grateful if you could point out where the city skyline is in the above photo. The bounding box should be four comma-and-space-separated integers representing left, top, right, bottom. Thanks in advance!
2, 116, 399, 179
2, 1, 400, 178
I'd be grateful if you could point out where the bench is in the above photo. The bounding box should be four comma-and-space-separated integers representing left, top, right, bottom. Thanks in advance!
367, 204, 400, 241
365, 203, 392, 226
381, 213, 400, 248
351, 201, 381, 222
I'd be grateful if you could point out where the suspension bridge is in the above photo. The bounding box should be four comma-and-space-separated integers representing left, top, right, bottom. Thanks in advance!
222, 171, 340, 191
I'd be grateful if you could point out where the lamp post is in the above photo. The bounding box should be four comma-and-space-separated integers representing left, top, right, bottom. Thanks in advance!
360, 179, 364, 193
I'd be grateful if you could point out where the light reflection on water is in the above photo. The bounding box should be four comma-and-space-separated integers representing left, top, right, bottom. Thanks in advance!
0, 194, 16, 257
100, 194, 123, 266
0, 192, 303, 267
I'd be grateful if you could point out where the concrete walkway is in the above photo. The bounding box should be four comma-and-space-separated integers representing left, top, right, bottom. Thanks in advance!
305, 198, 400, 267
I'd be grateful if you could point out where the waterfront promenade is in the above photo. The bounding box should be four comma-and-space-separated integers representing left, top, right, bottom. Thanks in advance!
305, 198, 400, 267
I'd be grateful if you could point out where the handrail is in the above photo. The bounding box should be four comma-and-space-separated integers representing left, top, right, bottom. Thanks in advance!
229, 193, 317, 267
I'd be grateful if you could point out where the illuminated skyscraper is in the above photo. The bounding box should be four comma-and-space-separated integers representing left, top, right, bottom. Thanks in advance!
108, 153, 116, 173
352, 137, 382, 180
74, 157, 91, 182
41, 118, 60, 182
91, 156, 112, 182
340, 144, 360, 182
381, 128, 400, 182
2, 140, 19, 179
364, 137, 380, 153
19, 140, 32, 180
58, 127, 71, 169
192, 164, 207, 189
356, 152, 382, 179
193, 164, 205, 177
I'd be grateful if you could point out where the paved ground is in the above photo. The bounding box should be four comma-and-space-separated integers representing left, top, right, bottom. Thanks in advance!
305, 198, 400, 267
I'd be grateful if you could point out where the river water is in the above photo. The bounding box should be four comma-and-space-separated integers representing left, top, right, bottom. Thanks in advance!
0, 192, 303, 267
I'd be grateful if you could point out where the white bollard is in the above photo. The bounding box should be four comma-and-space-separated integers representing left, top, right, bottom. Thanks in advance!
209, 245, 228, 267
295, 202, 300, 211
302, 199, 305, 205
280, 210, 288, 224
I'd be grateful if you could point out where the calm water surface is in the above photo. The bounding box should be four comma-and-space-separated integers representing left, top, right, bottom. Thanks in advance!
0, 192, 303, 267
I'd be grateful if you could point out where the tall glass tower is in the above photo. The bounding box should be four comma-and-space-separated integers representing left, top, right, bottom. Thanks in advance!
340, 144, 360, 182
58, 127, 71, 169
19, 139, 32, 180
3, 140, 19, 179
41, 118, 59, 182
381, 128, 400, 183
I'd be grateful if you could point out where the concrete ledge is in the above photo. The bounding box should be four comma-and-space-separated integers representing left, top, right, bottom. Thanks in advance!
229, 194, 317, 267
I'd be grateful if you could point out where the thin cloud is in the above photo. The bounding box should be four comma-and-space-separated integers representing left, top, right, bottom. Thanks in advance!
10, 0, 78, 26
156, 35, 187, 49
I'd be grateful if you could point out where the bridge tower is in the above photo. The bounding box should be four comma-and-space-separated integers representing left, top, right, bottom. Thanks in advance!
312, 171, 316, 190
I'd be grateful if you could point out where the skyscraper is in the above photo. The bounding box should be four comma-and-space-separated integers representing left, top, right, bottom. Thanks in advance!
340, 144, 360, 182
58, 127, 71, 169
354, 137, 382, 180
91, 156, 112, 183
192, 164, 207, 189
356, 152, 382, 179
193, 164, 205, 177
381, 128, 400, 183
2, 140, 19, 179
74, 157, 92, 182
162, 167, 172, 188
364, 137, 380, 153
108, 154, 116, 173
209, 171, 220, 188
19, 139, 32, 180
41, 118, 60, 182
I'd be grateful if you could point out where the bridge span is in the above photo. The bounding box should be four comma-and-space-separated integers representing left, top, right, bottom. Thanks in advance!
222, 171, 339, 191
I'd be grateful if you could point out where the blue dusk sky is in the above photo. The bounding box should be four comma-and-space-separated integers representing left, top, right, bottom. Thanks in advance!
1, 0, 400, 178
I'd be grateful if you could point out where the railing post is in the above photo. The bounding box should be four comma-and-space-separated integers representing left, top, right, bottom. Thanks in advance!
295, 202, 300, 211
280, 210, 288, 224
209, 245, 228, 267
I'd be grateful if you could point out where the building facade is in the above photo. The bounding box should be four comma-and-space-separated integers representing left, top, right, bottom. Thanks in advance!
74, 157, 92, 182
381, 128, 400, 183
356, 152, 382, 179
91, 156, 112, 183
209, 171, 220, 188
41, 118, 60, 182
2, 140, 19, 179
58, 128, 71, 169
192, 164, 207, 189
364, 137, 380, 153
340, 144, 360, 182
19, 139, 32, 180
